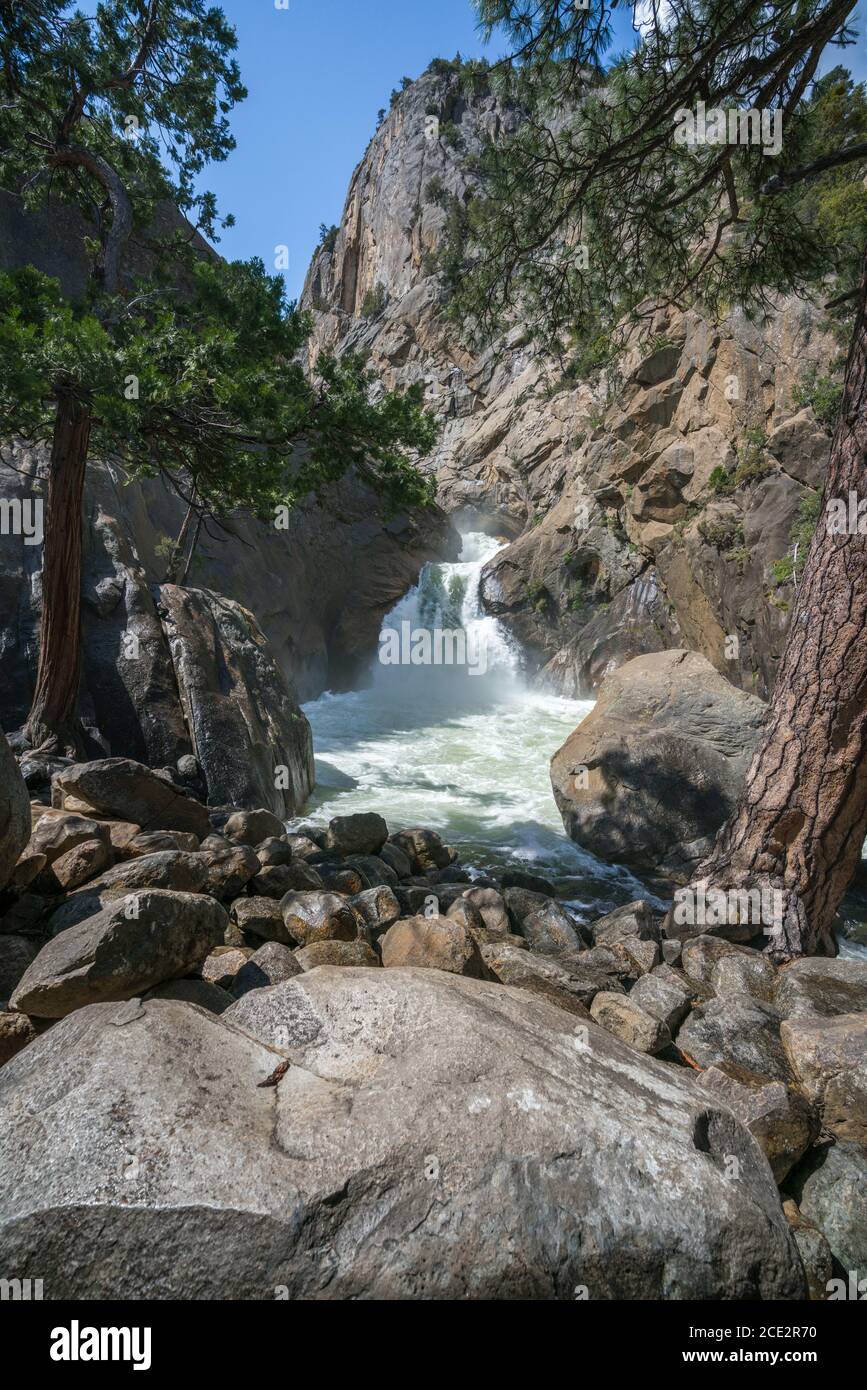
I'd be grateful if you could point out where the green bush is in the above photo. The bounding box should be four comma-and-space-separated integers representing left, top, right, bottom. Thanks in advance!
359, 283, 387, 318
698, 517, 745, 551
792, 364, 844, 432
318, 223, 339, 253
709, 465, 732, 494
424, 176, 446, 205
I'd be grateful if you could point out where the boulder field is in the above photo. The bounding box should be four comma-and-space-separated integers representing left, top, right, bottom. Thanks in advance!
1, 757, 864, 1299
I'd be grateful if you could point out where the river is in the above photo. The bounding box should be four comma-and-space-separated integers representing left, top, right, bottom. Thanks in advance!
295, 532, 657, 919
295, 531, 867, 952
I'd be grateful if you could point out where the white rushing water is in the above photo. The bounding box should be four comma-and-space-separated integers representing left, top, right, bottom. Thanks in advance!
297, 532, 656, 917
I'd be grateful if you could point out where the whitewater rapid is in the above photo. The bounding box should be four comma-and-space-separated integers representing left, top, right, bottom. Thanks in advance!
296, 533, 655, 916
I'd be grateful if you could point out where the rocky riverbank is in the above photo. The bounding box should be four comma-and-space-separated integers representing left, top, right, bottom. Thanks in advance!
1, 750, 864, 1299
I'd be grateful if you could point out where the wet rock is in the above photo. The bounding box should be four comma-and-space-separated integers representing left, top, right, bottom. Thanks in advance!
52, 758, 210, 837
284, 833, 324, 861
590, 991, 671, 1054
10, 890, 227, 1018
295, 939, 380, 971
676, 995, 790, 1080
379, 840, 413, 879
349, 886, 401, 936
224, 809, 285, 847
500, 869, 556, 897
773, 957, 867, 1021
695, 1063, 819, 1184
252, 862, 322, 897
231, 897, 293, 947
388, 828, 451, 873
781, 1012, 867, 1144
317, 865, 366, 895
255, 838, 293, 868
230, 942, 302, 998
280, 891, 359, 947
381, 916, 485, 977
0, 975, 803, 1297
343, 855, 398, 889
324, 813, 388, 857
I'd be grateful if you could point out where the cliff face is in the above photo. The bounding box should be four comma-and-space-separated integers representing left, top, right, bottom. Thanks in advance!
301, 67, 839, 700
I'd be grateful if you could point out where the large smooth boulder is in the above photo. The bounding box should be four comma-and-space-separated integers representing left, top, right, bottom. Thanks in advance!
0, 973, 806, 1298
323, 814, 388, 857
551, 651, 765, 880
0, 726, 30, 891
10, 890, 227, 1018
0, 969, 806, 1298
280, 892, 359, 948
52, 758, 210, 837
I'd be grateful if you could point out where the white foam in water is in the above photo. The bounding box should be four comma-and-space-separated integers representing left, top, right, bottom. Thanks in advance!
299, 532, 655, 914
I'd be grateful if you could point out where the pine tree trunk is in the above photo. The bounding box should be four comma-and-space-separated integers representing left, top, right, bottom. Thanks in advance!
24, 394, 92, 756
691, 252, 867, 961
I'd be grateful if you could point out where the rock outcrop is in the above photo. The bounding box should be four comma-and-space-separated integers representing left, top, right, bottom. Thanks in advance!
550, 649, 766, 879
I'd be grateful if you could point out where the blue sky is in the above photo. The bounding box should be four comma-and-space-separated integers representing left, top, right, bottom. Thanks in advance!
206, 0, 867, 302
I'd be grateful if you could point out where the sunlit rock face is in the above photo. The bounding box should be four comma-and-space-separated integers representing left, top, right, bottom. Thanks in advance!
302, 67, 837, 700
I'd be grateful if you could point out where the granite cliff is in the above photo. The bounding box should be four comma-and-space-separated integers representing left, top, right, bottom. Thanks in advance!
301, 65, 840, 700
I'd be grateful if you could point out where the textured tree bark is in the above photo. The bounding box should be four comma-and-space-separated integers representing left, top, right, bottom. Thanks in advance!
24, 393, 91, 756
690, 251, 867, 961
